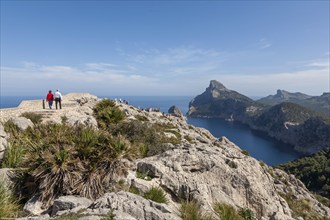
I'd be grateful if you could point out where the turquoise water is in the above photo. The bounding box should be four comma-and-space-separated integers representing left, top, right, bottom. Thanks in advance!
0, 95, 301, 165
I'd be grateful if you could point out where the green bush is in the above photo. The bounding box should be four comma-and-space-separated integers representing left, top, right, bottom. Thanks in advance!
0, 179, 19, 219
93, 99, 125, 129
1, 142, 26, 168
241, 150, 250, 156
112, 120, 166, 157
180, 200, 210, 220
3, 119, 19, 135
238, 208, 255, 220
143, 187, 168, 204
21, 112, 43, 124
276, 148, 330, 199
214, 202, 243, 220
3, 123, 129, 208
136, 171, 152, 181
101, 209, 115, 220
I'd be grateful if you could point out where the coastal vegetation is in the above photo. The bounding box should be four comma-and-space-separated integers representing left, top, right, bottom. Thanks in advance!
188, 80, 330, 154
0, 99, 181, 212
0, 178, 19, 219
276, 148, 330, 199
143, 186, 168, 204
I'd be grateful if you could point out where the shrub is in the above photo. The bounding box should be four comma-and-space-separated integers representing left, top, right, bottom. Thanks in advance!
214, 202, 243, 220
112, 120, 164, 157
61, 115, 68, 124
238, 208, 255, 220
93, 99, 125, 129
0, 179, 19, 219
184, 135, 194, 143
278, 192, 327, 220
136, 115, 149, 122
101, 209, 115, 220
143, 186, 168, 204
1, 142, 26, 168
241, 150, 250, 156
180, 200, 209, 220
314, 193, 330, 208
20, 112, 43, 124
3, 119, 19, 135
128, 185, 140, 195
4, 123, 128, 208
136, 171, 152, 181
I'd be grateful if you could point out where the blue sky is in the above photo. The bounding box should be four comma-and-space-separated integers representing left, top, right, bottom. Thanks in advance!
1, 1, 329, 97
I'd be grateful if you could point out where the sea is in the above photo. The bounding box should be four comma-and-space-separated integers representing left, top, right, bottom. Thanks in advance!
0, 95, 301, 166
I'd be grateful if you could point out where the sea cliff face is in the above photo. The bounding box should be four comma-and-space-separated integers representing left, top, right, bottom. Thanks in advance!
187, 80, 330, 155
0, 93, 329, 219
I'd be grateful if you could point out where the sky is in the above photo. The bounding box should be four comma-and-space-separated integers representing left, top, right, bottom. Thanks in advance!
1, 1, 329, 97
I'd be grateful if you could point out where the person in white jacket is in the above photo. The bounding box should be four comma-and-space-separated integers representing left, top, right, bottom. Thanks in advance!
54, 89, 63, 109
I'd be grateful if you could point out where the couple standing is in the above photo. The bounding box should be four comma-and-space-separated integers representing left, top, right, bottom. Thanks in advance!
46, 90, 62, 109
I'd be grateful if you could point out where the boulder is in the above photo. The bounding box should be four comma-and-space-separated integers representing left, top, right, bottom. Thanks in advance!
23, 195, 46, 216
88, 191, 180, 220
0, 168, 12, 187
66, 112, 98, 128
12, 117, 34, 130
51, 195, 93, 216
168, 105, 183, 117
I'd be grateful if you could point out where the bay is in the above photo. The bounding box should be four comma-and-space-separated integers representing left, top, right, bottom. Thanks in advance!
0, 95, 301, 165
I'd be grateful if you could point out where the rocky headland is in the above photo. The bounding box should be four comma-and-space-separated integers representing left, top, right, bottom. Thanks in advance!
0, 93, 329, 219
187, 80, 330, 154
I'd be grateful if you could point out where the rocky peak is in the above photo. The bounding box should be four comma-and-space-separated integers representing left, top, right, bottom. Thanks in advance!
209, 80, 228, 91
206, 80, 230, 98
274, 89, 311, 100
275, 89, 289, 99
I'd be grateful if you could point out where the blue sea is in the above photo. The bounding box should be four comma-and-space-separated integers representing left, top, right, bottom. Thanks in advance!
0, 95, 300, 165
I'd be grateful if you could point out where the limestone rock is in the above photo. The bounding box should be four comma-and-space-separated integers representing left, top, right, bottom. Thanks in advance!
66, 111, 98, 128
51, 195, 93, 216
23, 195, 46, 216
88, 191, 180, 220
168, 105, 183, 117
0, 168, 12, 188
12, 116, 34, 130
0, 124, 8, 161
136, 144, 294, 219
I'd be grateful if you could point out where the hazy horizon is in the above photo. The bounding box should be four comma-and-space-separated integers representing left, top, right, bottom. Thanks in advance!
1, 1, 329, 97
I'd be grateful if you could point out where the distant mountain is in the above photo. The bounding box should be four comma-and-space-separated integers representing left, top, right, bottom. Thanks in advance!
258, 90, 330, 116
188, 80, 330, 154
188, 80, 264, 123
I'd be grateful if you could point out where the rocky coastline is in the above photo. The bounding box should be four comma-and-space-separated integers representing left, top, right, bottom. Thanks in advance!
187, 80, 330, 155
0, 93, 329, 219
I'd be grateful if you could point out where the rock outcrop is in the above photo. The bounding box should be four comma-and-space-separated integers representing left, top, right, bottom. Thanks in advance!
0, 124, 8, 162
168, 105, 183, 117
2, 93, 330, 219
12, 117, 34, 130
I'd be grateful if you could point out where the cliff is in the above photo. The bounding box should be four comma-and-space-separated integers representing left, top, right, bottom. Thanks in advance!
188, 80, 263, 123
0, 93, 329, 219
188, 80, 330, 154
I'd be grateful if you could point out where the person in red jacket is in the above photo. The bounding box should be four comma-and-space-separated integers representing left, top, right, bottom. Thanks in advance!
46, 90, 54, 109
